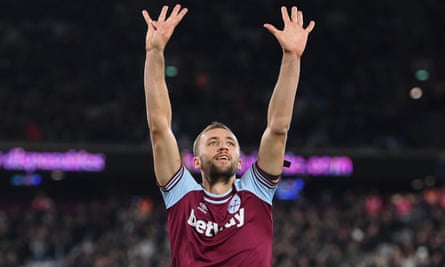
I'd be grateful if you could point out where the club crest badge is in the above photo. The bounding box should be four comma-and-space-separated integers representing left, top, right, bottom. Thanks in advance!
227, 194, 241, 214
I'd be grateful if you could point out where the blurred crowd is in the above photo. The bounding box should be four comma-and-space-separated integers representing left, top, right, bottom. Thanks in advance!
0, 0, 444, 149
1, 185, 445, 267
2, 2, 444, 266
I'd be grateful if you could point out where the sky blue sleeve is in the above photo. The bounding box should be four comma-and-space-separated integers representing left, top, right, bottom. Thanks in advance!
158, 165, 202, 209
235, 163, 280, 205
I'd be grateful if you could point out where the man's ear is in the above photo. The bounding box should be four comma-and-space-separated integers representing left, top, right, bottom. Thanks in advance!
193, 156, 201, 169
237, 158, 242, 171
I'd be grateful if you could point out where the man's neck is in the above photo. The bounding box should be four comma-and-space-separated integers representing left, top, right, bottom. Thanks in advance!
202, 176, 235, 195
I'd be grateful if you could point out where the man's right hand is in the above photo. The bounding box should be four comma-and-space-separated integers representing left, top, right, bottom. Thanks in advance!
142, 4, 188, 52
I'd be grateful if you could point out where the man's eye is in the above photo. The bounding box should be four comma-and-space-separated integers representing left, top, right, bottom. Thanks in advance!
227, 142, 235, 146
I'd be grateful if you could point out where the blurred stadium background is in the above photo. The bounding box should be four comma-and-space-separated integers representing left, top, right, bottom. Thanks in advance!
0, 0, 444, 266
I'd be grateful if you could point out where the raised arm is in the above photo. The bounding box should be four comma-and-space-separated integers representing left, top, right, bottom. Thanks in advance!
257, 6, 315, 176
142, 4, 188, 185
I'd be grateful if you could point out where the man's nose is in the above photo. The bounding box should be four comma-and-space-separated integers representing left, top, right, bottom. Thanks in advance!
217, 143, 229, 151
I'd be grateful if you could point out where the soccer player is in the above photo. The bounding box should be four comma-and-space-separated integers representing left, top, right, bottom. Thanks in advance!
142, 4, 314, 266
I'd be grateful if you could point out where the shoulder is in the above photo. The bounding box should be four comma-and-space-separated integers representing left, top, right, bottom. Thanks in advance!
234, 162, 280, 205
159, 165, 202, 209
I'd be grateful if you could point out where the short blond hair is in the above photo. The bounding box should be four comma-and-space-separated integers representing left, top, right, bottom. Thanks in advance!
192, 121, 235, 156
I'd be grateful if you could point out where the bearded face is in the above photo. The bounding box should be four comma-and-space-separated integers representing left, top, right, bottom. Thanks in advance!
203, 154, 239, 185
193, 128, 241, 186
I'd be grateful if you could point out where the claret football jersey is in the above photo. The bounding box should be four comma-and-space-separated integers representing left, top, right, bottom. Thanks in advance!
158, 162, 280, 267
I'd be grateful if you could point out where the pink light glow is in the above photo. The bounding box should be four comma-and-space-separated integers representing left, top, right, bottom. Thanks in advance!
1, 147, 105, 172
181, 150, 353, 176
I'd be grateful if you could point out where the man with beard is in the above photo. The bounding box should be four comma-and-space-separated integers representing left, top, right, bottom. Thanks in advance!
142, 3, 314, 267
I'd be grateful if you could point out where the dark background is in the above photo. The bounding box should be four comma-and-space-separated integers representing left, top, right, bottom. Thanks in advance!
1, 0, 444, 198
1, 1, 445, 265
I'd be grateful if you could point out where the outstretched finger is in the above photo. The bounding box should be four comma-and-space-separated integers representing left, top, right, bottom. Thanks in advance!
281, 6, 291, 24
142, 10, 152, 25
297, 11, 303, 26
170, 5, 188, 23
305, 20, 316, 33
291, 6, 298, 23
176, 7, 188, 22
158, 5, 168, 21
263, 23, 279, 35
171, 4, 181, 17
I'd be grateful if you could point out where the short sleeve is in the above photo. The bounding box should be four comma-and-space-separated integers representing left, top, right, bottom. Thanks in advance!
158, 165, 202, 209
235, 162, 280, 205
